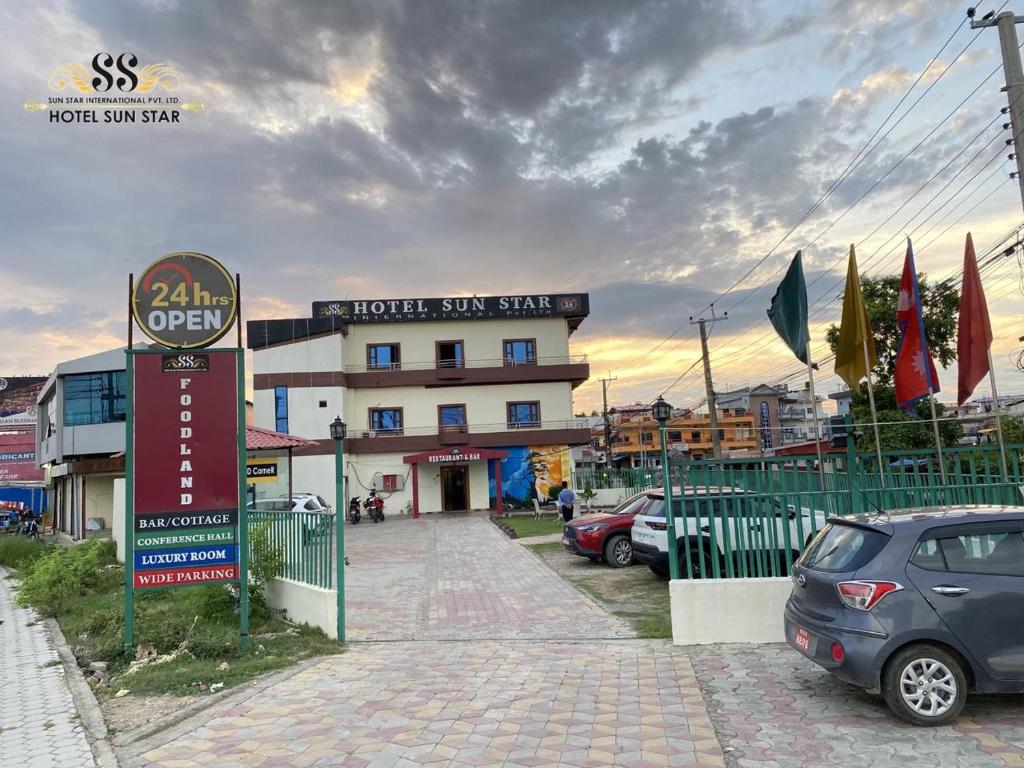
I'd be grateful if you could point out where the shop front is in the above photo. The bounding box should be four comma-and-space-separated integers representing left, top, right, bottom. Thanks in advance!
403, 447, 508, 517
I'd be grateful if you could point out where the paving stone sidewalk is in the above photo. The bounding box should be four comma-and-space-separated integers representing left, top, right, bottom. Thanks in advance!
343, 514, 635, 641
0, 566, 96, 768
135, 640, 726, 768
688, 644, 1024, 768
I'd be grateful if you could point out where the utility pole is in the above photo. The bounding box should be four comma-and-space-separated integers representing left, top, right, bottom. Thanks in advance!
971, 8, 1024, 212
690, 307, 728, 459
599, 374, 617, 464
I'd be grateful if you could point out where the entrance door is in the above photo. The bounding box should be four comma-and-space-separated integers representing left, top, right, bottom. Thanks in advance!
440, 464, 469, 512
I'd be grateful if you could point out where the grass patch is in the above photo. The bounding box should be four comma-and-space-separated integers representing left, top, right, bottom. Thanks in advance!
0, 537, 52, 571
10, 540, 342, 698
525, 541, 565, 555
501, 515, 564, 538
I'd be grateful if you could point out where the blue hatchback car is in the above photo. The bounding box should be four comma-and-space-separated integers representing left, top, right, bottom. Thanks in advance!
785, 505, 1024, 726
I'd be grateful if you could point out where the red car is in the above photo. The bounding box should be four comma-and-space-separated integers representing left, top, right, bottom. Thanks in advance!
561, 491, 656, 567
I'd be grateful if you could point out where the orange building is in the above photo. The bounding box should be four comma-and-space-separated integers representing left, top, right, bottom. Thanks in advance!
609, 409, 757, 466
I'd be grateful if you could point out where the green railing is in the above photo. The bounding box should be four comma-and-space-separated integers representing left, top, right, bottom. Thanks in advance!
248, 509, 336, 589
574, 467, 659, 492
656, 443, 1024, 580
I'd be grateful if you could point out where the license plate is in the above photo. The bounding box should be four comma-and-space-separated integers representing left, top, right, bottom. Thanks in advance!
794, 626, 814, 654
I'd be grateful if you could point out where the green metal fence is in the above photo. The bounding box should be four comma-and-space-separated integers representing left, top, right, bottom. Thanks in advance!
657, 443, 1024, 580
248, 509, 336, 588
574, 467, 659, 492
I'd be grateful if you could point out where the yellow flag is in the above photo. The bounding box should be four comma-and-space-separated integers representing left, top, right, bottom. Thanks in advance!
834, 244, 877, 389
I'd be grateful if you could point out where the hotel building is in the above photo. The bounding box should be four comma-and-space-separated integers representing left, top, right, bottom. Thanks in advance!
247, 294, 592, 515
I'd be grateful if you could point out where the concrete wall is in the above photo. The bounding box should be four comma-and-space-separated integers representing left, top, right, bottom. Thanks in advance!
670, 577, 792, 645
255, 333, 344, 375
264, 577, 338, 640
84, 475, 115, 530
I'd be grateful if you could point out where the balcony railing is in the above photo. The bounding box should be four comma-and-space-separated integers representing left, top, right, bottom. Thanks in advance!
354, 417, 587, 439
344, 354, 587, 374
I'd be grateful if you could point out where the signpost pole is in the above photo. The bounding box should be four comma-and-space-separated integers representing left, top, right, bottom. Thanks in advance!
123, 348, 135, 655
237, 349, 249, 649
334, 434, 346, 643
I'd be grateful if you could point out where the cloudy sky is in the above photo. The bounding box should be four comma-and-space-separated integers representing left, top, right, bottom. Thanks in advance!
3, 0, 1023, 413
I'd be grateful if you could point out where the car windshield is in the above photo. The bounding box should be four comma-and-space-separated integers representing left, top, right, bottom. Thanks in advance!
609, 494, 653, 516
798, 522, 889, 572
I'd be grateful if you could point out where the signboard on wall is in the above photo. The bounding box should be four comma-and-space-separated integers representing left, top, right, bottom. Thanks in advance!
131, 350, 240, 588
245, 458, 278, 483
0, 376, 46, 426
312, 293, 589, 323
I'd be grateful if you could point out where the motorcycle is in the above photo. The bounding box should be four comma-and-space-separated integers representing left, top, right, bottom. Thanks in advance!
347, 497, 362, 525
19, 511, 40, 540
363, 491, 385, 523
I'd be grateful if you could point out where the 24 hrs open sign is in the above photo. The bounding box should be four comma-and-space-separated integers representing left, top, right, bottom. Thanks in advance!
132, 252, 237, 349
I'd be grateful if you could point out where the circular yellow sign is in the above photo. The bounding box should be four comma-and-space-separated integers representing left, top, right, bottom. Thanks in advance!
131, 252, 238, 349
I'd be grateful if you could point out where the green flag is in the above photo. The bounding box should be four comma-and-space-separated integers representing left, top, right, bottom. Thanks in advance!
767, 251, 811, 366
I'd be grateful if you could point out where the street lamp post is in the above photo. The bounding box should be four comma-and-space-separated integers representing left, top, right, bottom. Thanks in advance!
652, 397, 680, 581
329, 416, 347, 643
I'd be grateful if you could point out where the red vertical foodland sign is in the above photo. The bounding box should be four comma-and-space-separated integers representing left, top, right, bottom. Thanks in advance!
132, 352, 240, 588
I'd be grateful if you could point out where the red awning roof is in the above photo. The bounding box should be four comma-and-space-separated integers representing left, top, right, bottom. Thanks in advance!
246, 426, 318, 451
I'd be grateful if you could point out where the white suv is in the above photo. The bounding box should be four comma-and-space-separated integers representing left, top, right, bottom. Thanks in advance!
630, 487, 828, 577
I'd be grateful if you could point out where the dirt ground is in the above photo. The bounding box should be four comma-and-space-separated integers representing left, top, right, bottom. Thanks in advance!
101, 692, 201, 735
524, 541, 672, 637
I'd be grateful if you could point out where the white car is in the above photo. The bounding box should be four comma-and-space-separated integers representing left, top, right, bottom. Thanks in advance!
630, 487, 828, 577
247, 493, 331, 513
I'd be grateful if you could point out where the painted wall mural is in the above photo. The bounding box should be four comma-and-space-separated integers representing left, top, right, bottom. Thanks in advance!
489, 444, 572, 506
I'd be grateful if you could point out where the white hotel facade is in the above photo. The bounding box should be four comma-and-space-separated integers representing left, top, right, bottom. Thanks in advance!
247, 294, 591, 515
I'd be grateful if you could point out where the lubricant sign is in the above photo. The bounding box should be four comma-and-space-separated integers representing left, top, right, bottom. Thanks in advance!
131, 351, 240, 589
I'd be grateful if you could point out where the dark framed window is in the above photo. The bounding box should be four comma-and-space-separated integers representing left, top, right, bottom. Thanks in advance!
436, 340, 465, 369
503, 338, 536, 366
274, 386, 288, 433
640, 432, 653, 444
369, 408, 403, 435
507, 401, 541, 429
63, 371, 126, 426
667, 431, 682, 442
438, 404, 467, 432
367, 343, 400, 370
690, 431, 701, 441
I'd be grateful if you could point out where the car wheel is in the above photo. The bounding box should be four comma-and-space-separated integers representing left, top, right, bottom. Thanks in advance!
882, 644, 967, 726
604, 535, 633, 568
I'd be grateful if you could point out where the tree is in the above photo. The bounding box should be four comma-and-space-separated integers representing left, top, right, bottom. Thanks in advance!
1000, 415, 1024, 445
826, 274, 960, 452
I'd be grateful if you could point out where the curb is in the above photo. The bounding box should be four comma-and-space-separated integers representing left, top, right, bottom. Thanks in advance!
45, 617, 120, 768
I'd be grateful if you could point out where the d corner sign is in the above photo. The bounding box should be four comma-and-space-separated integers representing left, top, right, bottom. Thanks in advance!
125, 252, 249, 652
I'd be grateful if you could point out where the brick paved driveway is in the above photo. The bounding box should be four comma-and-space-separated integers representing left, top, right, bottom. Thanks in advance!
343, 514, 634, 641
689, 644, 1024, 768
0, 566, 96, 768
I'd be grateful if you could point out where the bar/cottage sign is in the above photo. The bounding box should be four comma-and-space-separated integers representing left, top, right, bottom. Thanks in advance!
312, 294, 588, 323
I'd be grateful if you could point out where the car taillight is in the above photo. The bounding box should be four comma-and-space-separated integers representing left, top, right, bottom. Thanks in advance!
836, 580, 902, 611
831, 642, 845, 663
646, 520, 667, 530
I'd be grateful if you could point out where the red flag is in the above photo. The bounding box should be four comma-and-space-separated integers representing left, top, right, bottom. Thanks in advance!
894, 238, 940, 411
957, 232, 993, 405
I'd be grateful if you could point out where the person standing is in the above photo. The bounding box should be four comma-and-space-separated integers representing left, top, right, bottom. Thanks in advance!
557, 481, 576, 523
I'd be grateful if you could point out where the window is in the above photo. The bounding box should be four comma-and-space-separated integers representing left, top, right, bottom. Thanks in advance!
274, 386, 288, 433
507, 401, 541, 428
436, 340, 464, 369
44, 396, 56, 437
369, 408, 403, 435
718, 429, 725, 440
63, 372, 126, 426
667, 431, 682, 442
798, 523, 889, 573
439, 404, 467, 432
690, 431, 701, 442
503, 338, 536, 366
367, 343, 400, 370
640, 432, 653, 444
911, 528, 1024, 576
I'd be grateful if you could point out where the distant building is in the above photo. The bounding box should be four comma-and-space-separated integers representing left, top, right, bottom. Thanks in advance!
609, 409, 757, 466
779, 382, 827, 446
717, 385, 783, 453
829, 390, 853, 417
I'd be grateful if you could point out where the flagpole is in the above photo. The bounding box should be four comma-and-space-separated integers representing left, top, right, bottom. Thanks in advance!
861, 339, 886, 488
805, 341, 826, 487
927, 387, 948, 485
986, 348, 1010, 482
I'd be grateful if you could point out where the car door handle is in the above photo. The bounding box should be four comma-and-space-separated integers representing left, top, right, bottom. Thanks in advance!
931, 586, 970, 596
